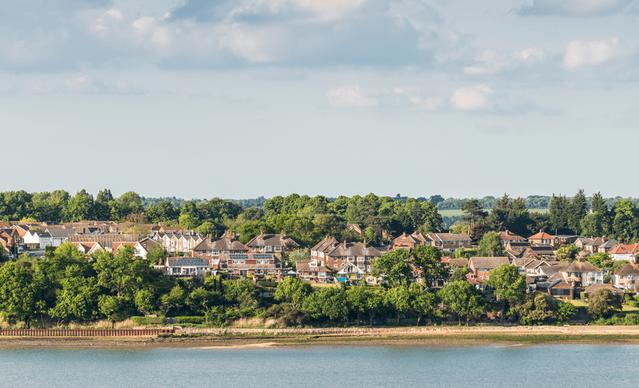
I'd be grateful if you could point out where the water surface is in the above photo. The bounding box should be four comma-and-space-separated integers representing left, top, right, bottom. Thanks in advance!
1, 344, 636, 387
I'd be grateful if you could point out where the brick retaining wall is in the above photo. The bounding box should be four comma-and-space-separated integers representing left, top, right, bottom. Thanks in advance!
0, 328, 173, 337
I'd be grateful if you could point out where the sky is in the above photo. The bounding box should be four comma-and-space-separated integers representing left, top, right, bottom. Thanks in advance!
1, 0, 638, 200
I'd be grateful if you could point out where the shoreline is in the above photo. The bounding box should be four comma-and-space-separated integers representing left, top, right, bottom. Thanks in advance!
4, 326, 639, 348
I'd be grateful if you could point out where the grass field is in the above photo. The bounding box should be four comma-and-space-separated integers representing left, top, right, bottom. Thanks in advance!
439, 208, 549, 217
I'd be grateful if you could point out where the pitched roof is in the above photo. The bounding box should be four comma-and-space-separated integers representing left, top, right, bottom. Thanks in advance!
327, 242, 384, 258
584, 283, 624, 295
245, 232, 300, 249
528, 230, 554, 240
311, 236, 338, 253
426, 233, 471, 242
448, 258, 469, 268
46, 228, 75, 238
193, 235, 249, 252
565, 260, 602, 273
498, 230, 526, 241
468, 257, 509, 269
613, 263, 639, 276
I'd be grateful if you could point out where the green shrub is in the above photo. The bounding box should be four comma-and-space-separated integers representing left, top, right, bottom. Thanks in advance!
625, 314, 639, 325
176, 316, 205, 324
633, 295, 639, 303
131, 316, 165, 325
259, 281, 278, 288
627, 301, 637, 308
580, 292, 588, 301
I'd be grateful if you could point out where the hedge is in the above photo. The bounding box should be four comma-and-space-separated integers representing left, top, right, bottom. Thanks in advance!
176, 316, 205, 324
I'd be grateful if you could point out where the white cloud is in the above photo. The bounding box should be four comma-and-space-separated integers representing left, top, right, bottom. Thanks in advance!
464, 47, 544, 75
451, 84, 494, 110
519, 0, 633, 17
564, 38, 623, 69
326, 85, 377, 108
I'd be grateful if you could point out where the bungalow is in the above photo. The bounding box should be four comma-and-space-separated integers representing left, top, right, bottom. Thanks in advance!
163, 257, 210, 277
585, 283, 624, 297
45, 228, 75, 247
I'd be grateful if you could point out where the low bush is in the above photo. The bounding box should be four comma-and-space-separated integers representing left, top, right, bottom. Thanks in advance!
259, 281, 278, 288
176, 316, 205, 324
627, 301, 637, 308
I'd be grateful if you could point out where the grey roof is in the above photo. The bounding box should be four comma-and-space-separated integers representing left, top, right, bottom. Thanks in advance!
469, 257, 509, 269
426, 233, 472, 242
46, 228, 75, 238
167, 257, 210, 267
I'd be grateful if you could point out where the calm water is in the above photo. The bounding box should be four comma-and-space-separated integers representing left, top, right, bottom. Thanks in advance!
1, 344, 637, 387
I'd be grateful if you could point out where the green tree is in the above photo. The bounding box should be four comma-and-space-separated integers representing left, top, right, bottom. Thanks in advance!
549, 194, 571, 234
612, 200, 638, 242
568, 189, 588, 234
438, 281, 486, 325
450, 265, 470, 282
510, 292, 559, 325
488, 194, 532, 238
477, 231, 504, 257
63, 190, 94, 222
93, 247, 151, 299
274, 277, 312, 308
98, 295, 126, 325
410, 245, 446, 289
557, 301, 577, 322
48, 270, 100, 325
371, 249, 413, 287
555, 245, 581, 261
587, 288, 622, 319
0, 262, 42, 327
347, 286, 373, 325
303, 287, 348, 323
409, 286, 437, 326
134, 289, 156, 315
485, 264, 526, 323
587, 252, 612, 269
384, 286, 413, 324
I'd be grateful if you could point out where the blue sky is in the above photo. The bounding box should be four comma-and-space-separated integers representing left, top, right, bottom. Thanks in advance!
2, 0, 638, 200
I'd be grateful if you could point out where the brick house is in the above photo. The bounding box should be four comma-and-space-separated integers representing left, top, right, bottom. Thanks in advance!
296, 260, 332, 283
425, 233, 472, 252
245, 231, 300, 257
468, 257, 510, 282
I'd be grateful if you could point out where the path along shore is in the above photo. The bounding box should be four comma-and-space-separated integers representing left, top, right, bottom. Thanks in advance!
4, 325, 639, 348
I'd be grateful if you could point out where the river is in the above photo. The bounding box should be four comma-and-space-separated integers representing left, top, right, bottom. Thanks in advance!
1, 344, 637, 387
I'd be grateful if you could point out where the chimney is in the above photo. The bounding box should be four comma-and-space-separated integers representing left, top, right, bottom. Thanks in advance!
363, 239, 367, 248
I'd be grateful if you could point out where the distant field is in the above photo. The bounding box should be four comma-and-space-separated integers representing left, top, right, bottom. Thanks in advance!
439, 208, 548, 216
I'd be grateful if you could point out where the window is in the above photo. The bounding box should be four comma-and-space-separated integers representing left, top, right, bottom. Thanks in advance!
265, 246, 272, 252
334, 264, 338, 269
274, 246, 281, 252
232, 260, 245, 264
255, 269, 263, 274
256, 259, 270, 265
347, 256, 355, 262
